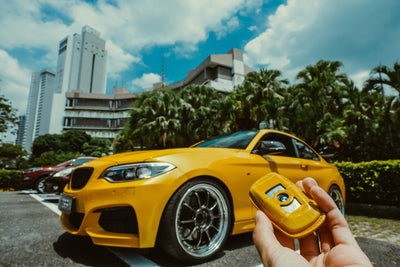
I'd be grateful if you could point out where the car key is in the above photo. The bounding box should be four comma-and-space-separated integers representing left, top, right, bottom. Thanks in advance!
250, 172, 326, 238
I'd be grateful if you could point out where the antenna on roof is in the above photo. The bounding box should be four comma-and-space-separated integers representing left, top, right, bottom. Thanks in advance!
162, 49, 165, 87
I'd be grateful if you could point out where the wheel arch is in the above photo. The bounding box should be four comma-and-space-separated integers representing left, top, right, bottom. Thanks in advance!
155, 175, 235, 244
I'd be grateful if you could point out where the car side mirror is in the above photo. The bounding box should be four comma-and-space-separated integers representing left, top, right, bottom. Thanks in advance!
253, 140, 286, 155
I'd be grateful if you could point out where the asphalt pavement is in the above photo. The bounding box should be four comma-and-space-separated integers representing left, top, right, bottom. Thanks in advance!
0, 190, 399, 266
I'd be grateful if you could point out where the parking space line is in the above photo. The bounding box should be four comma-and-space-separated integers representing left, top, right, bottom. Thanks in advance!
28, 192, 61, 216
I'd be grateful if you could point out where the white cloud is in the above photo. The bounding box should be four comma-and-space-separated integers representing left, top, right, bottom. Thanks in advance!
0, 49, 31, 115
0, 0, 252, 89
56, 0, 247, 50
244, 0, 400, 85
130, 73, 162, 92
214, 16, 240, 40
106, 40, 141, 79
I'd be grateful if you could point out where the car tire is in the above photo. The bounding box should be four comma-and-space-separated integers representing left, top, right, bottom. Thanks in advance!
158, 179, 232, 263
35, 176, 48, 194
328, 185, 345, 215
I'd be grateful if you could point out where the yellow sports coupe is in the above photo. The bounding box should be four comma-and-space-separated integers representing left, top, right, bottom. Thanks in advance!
59, 130, 345, 263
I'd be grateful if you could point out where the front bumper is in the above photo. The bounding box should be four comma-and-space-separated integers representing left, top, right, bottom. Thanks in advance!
60, 167, 185, 248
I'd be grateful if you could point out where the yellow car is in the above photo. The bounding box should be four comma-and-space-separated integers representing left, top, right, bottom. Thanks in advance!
59, 130, 345, 263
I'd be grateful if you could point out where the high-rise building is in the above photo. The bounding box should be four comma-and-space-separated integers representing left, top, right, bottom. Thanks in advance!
23, 69, 55, 152
49, 25, 107, 134
15, 115, 26, 146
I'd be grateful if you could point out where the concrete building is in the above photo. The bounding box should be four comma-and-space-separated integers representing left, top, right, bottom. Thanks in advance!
168, 48, 253, 92
59, 48, 252, 143
23, 69, 55, 152
63, 87, 136, 140
15, 115, 26, 146
50, 26, 107, 134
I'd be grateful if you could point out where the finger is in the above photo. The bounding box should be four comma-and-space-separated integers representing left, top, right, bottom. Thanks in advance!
253, 211, 285, 259
317, 223, 334, 253
275, 228, 295, 250
253, 211, 310, 267
296, 180, 304, 191
304, 181, 359, 247
299, 232, 320, 261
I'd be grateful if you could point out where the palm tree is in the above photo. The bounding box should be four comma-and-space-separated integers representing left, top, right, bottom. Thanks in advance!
179, 85, 224, 145
364, 62, 400, 153
126, 90, 181, 149
364, 62, 400, 96
289, 60, 348, 148
232, 68, 288, 130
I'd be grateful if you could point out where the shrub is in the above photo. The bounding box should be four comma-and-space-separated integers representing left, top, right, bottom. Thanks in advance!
334, 160, 400, 206
0, 169, 22, 190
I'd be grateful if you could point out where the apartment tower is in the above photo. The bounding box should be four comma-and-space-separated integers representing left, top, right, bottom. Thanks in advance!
23, 70, 56, 152
49, 26, 107, 134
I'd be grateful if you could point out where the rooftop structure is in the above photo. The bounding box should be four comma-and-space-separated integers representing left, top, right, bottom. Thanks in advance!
168, 48, 253, 92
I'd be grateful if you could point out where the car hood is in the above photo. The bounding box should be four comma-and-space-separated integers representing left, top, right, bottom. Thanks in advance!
88, 147, 246, 169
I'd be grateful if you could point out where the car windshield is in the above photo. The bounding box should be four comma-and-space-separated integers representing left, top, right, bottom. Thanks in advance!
56, 159, 72, 166
194, 131, 258, 149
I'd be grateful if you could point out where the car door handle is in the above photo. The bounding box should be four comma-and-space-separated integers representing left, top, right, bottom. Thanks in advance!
300, 164, 308, 169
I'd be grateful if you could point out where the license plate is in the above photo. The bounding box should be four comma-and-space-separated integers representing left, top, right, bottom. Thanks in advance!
58, 194, 75, 215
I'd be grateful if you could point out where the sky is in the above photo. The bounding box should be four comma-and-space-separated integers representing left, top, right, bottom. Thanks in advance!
1, 0, 400, 136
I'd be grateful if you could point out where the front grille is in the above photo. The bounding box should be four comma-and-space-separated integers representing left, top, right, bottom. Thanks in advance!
97, 206, 138, 234
70, 167, 94, 190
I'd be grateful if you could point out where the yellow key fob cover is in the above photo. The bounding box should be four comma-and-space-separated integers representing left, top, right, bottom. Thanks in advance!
250, 173, 325, 238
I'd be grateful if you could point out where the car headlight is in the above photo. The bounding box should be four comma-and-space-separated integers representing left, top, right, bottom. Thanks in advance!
53, 167, 74, 177
100, 162, 176, 182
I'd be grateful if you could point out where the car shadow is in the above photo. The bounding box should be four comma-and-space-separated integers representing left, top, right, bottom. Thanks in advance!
53, 232, 127, 266
141, 232, 255, 266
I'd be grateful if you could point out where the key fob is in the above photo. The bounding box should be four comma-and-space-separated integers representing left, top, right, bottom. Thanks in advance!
250, 173, 325, 238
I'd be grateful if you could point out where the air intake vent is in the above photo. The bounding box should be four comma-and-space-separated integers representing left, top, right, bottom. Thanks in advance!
71, 167, 94, 189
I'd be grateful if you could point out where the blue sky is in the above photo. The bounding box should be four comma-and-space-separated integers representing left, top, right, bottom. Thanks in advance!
1, 0, 400, 132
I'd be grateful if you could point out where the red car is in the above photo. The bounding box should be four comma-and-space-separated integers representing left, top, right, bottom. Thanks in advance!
20, 157, 97, 193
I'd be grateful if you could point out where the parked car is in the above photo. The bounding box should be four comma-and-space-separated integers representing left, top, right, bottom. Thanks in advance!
59, 130, 345, 263
44, 166, 77, 194
21, 157, 97, 193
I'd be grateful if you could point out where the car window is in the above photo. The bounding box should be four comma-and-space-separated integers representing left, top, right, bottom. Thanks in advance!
260, 133, 297, 157
293, 139, 320, 161
195, 131, 258, 149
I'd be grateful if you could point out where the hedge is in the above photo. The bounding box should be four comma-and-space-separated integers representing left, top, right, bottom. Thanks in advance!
0, 170, 22, 190
334, 160, 400, 206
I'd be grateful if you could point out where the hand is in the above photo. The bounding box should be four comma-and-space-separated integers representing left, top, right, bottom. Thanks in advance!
253, 177, 372, 267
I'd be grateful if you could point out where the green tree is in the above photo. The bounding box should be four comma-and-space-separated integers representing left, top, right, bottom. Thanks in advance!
364, 62, 400, 155
82, 137, 111, 157
0, 95, 19, 142
0, 143, 28, 169
126, 89, 181, 149
179, 85, 226, 144
31, 151, 79, 167
287, 60, 348, 149
31, 134, 63, 157
364, 62, 400, 95
231, 68, 288, 130
61, 131, 91, 153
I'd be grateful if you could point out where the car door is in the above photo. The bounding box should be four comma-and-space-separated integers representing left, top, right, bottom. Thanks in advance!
291, 138, 334, 188
255, 132, 308, 183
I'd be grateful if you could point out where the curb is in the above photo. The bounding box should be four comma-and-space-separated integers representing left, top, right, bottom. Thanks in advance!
346, 202, 400, 220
